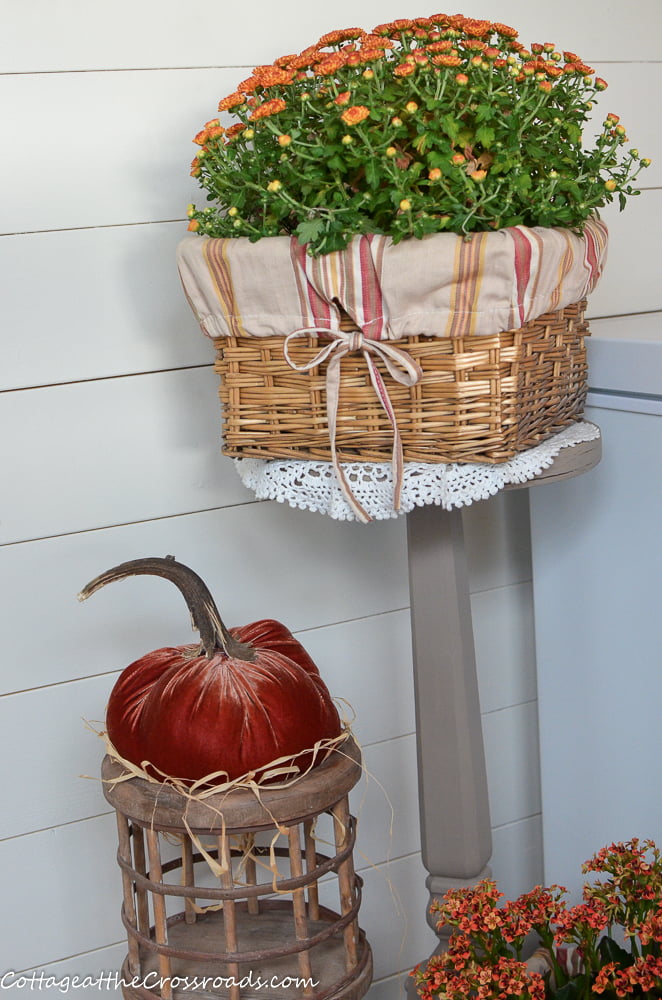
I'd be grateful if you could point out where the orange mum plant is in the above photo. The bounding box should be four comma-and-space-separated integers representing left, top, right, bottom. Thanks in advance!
186, 14, 649, 256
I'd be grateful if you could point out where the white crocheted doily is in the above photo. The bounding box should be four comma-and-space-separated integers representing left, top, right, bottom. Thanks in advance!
234, 421, 601, 522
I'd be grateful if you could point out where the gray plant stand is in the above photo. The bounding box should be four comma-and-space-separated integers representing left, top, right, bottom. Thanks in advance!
405, 434, 601, 991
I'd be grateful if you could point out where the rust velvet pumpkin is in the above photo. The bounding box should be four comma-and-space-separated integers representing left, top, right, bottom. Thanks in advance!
79, 556, 342, 784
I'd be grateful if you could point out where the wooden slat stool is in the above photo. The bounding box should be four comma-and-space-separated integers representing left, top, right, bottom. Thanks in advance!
102, 736, 372, 1000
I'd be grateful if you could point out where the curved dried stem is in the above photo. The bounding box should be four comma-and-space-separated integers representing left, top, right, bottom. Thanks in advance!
78, 555, 254, 660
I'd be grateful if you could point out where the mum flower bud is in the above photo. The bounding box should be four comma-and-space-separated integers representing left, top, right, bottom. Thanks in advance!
399, 198, 412, 211
228, 207, 239, 216
471, 169, 487, 182
604, 179, 617, 191
405, 101, 418, 113
428, 168, 442, 181
386, 146, 398, 157
278, 134, 292, 147
267, 179, 282, 193
187, 219, 200, 231
341, 134, 353, 145
455, 73, 469, 85
186, 204, 195, 217
595, 77, 608, 90
451, 153, 466, 165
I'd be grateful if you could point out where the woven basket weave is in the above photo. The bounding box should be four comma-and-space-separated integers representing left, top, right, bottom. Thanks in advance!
213, 300, 589, 466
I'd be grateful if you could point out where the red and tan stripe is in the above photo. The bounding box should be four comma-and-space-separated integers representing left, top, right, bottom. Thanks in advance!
509, 227, 533, 327
444, 232, 488, 337
550, 230, 575, 311
203, 239, 244, 337
583, 218, 608, 290
289, 237, 313, 326
371, 235, 388, 340
307, 251, 332, 327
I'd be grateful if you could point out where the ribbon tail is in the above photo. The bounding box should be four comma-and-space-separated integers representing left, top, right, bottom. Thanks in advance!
325, 354, 372, 524
365, 356, 405, 512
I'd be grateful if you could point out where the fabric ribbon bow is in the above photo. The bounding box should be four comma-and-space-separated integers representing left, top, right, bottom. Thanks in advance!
283, 326, 423, 523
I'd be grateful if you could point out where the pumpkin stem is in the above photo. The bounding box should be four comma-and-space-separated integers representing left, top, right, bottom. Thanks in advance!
78, 555, 254, 660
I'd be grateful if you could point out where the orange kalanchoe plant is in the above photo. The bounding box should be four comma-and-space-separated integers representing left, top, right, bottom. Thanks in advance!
187, 14, 649, 256
414, 839, 662, 1000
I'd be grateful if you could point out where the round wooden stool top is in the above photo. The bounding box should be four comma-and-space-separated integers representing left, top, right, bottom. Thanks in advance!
101, 735, 361, 834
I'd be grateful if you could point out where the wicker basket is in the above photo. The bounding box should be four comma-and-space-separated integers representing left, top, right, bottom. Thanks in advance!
213, 300, 589, 466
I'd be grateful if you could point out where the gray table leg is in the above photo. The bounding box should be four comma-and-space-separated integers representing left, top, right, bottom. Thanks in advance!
406, 504, 492, 962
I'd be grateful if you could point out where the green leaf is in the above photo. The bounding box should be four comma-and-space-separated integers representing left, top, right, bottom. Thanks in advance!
326, 155, 346, 171
475, 104, 494, 124
599, 935, 633, 968
295, 218, 326, 245
365, 158, 380, 188
475, 125, 496, 149
442, 114, 461, 143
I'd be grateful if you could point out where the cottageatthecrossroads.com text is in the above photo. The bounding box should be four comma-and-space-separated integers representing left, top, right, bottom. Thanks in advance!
1, 972, 319, 993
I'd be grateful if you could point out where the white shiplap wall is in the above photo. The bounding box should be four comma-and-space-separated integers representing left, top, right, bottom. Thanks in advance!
1, 1, 659, 997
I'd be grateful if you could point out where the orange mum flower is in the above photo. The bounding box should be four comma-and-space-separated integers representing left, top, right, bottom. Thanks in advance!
492, 22, 518, 39
362, 34, 394, 49
217, 92, 245, 112
193, 129, 209, 146
274, 53, 297, 68
426, 40, 453, 52
394, 62, 416, 77
249, 98, 287, 121
237, 76, 260, 95
334, 91, 351, 105
462, 39, 487, 50
340, 105, 370, 125
288, 50, 323, 71
253, 65, 295, 88
316, 52, 348, 75
432, 54, 462, 68
461, 18, 492, 37
225, 123, 247, 139
190, 158, 202, 177
318, 27, 365, 46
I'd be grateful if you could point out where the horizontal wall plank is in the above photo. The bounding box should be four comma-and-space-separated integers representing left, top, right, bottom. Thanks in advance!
0, 813, 123, 972
462, 490, 533, 594
19, 943, 127, 995
586, 189, 662, 318
0, 367, 251, 544
473, 582, 537, 716
1, 223, 209, 391
2, 0, 658, 71
1, 69, 236, 234
491, 815, 544, 901
0, 504, 408, 694
0, 612, 415, 840
483, 701, 541, 830
299, 611, 416, 747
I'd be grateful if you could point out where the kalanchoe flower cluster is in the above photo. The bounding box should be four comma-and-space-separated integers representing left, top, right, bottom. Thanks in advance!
414, 839, 662, 1000
187, 13, 650, 256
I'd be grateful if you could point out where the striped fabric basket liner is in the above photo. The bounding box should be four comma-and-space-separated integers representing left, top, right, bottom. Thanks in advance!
177, 220, 607, 519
